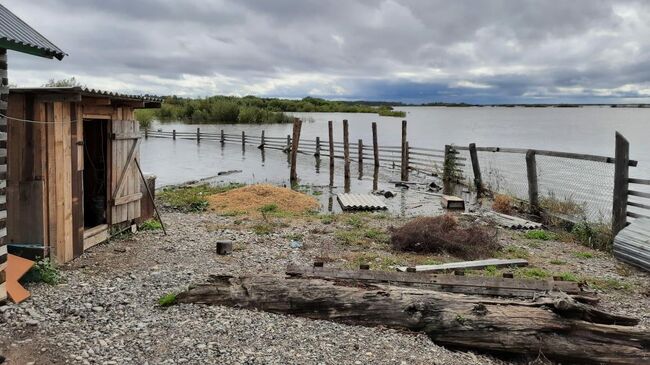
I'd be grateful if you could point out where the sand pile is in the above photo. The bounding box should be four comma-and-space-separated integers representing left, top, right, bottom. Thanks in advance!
207, 184, 319, 214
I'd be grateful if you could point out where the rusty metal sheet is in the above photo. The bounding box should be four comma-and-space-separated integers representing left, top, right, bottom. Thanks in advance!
337, 193, 387, 211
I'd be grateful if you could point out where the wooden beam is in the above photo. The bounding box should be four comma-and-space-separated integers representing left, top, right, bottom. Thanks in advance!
81, 97, 111, 106
35, 93, 82, 103
82, 113, 111, 120
286, 265, 585, 297
396, 258, 528, 273
113, 192, 142, 206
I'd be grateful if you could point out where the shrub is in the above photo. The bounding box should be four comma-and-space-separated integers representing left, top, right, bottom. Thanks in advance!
574, 251, 594, 259
390, 215, 499, 260
492, 194, 514, 214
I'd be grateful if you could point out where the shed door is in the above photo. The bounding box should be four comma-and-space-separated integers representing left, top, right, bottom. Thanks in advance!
110, 117, 142, 225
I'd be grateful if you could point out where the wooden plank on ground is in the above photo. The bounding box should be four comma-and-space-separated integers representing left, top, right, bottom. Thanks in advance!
83, 224, 109, 250
395, 258, 528, 273
286, 265, 583, 297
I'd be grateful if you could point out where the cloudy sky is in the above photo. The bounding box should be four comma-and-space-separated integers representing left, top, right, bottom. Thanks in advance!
4, 0, 650, 103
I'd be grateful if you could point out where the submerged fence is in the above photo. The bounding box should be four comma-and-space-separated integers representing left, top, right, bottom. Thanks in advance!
143, 121, 645, 234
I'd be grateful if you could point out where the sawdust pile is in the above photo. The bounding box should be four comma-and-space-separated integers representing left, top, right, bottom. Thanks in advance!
207, 184, 319, 214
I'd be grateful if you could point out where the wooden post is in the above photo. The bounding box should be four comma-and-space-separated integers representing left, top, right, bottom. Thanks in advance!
315, 136, 321, 157
173, 129, 176, 140
328, 121, 334, 171
343, 119, 350, 183
0, 48, 7, 303
197, 127, 201, 142
286, 134, 291, 152
372, 122, 379, 167
358, 139, 363, 176
612, 132, 630, 235
220, 129, 224, 143
259, 130, 265, 149
405, 141, 410, 175
469, 143, 483, 197
526, 150, 539, 214
144, 128, 148, 139
290, 119, 302, 184
401, 120, 408, 181
242, 131, 246, 147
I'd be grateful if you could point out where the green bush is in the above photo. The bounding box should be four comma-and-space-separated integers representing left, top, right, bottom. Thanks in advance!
571, 222, 613, 251
135, 109, 156, 129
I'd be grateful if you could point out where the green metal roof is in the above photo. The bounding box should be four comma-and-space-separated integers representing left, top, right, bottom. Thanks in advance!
0, 4, 65, 60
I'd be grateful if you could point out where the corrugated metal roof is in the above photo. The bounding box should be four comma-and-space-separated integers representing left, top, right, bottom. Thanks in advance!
614, 218, 650, 272
0, 4, 65, 60
337, 193, 387, 211
11, 86, 163, 103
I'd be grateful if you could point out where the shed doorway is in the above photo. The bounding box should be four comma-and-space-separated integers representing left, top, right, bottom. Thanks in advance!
83, 119, 109, 228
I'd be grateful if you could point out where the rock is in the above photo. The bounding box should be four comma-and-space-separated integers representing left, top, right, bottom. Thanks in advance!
92, 306, 104, 312
26, 319, 39, 326
290, 240, 303, 249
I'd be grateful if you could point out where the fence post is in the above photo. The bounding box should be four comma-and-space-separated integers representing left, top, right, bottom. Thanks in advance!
372, 122, 379, 168
405, 141, 410, 174
343, 119, 351, 184
173, 129, 176, 140
469, 143, 483, 197
328, 121, 334, 186
401, 120, 408, 181
259, 130, 265, 149
242, 131, 246, 148
358, 139, 363, 176
220, 129, 224, 144
315, 136, 321, 157
144, 128, 148, 139
612, 132, 630, 235
290, 118, 302, 184
197, 128, 200, 142
284, 134, 291, 153
526, 150, 540, 214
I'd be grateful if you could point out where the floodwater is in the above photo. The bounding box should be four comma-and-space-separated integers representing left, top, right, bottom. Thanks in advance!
140, 106, 650, 216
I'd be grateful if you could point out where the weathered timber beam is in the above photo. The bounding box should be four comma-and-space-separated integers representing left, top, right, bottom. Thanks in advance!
81, 97, 111, 106
177, 276, 649, 364
285, 265, 587, 298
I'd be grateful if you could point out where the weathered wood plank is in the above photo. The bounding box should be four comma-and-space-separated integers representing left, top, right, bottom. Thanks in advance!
395, 258, 528, 273
286, 265, 584, 296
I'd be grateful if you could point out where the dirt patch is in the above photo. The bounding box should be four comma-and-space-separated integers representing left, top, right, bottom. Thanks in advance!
207, 184, 319, 215
390, 214, 500, 259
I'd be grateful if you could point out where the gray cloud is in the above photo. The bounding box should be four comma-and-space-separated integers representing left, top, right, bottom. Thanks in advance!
4, 0, 650, 103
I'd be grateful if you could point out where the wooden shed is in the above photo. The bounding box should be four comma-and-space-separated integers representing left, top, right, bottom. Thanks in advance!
6, 87, 161, 264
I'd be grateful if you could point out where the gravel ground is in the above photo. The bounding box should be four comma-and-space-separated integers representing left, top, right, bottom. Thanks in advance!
0, 210, 648, 364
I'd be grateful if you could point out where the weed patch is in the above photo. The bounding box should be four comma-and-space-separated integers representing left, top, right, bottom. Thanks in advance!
492, 194, 514, 214
158, 293, 177, 307
499, 246, 530, 259
571, 222, 613, 251
574, 251, 594, 259
26, 258, 62, 285
159, 183, 243, 212
517, 267, 550, 279
139, 219, 162, 231
550, 259, 567, 265
525, 230, 557, 241
390, 215, 499, 260
252, 223, 275, 235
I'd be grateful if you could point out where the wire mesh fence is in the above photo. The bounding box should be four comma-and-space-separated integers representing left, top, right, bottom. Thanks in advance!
455, 146, 618, 223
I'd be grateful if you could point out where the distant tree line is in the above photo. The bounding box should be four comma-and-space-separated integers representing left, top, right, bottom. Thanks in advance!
138, 95, 405, 125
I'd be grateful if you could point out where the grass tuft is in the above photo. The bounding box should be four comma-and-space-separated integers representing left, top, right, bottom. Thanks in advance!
139, 219, 162, 231
158, 293, 177, 307
524, 230, 557, 241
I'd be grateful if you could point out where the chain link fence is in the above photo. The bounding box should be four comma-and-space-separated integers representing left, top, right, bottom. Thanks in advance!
455, 147, 618, 223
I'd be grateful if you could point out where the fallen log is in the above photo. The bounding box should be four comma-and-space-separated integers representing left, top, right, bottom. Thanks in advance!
177, 275, 649, 364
